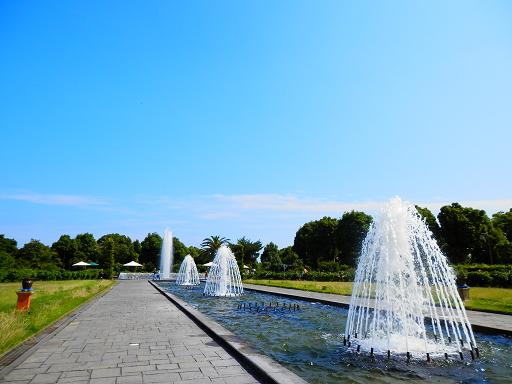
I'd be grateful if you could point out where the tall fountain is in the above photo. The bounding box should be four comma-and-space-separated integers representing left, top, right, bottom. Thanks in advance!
204, 245, 243, 297
159, 229, 173, 280
176, 254, 200, 286
345, 197, 478, 361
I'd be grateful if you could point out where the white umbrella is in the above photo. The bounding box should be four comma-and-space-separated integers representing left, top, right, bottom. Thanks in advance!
202, 262, 214, 267
72, 261, 90, 267
123, 261, 143, 267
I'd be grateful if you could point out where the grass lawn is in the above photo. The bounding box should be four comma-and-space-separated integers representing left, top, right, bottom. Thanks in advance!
244, 279, 353, 296
464, 287, 512, 314
0, 280, 114, 356
244, 279, 512, 314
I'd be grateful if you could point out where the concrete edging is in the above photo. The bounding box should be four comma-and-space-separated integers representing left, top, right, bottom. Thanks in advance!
149, 281, 308, 384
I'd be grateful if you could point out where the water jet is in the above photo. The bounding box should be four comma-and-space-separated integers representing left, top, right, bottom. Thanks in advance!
345, 197, 478, 360
203, 245, 243, 296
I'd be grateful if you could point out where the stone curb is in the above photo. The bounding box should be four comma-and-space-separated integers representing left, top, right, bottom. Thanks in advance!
149, 281, 308, 384
0, 283, 115, 380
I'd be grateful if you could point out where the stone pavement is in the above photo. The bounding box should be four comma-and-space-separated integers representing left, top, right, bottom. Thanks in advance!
244, 283, 512, 335
2, 281, 260, 384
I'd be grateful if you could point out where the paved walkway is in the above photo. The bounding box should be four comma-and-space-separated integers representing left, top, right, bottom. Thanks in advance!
2, 281, 260, 384
244, 284, 512, 335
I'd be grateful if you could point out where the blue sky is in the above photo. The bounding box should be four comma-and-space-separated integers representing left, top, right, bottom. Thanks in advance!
1, 1, 511, 248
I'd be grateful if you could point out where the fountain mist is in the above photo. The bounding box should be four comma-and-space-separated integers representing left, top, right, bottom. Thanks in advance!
345, 197, 477, 360
160, 229, 173, 280
176, 254, 200, 286
204, 245, 243, 297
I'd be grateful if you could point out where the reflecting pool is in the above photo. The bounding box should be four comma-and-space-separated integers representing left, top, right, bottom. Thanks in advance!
158, 282, 512, 384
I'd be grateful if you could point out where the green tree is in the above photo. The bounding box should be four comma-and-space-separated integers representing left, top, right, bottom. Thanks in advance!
0, 234, 17, 269
293, 216, 340, 268
438, 203, 496, 264
336, 211, 373, 266
278, 246, 303, 271
492, 209, 512, 242
261, 242, 279, 263
140, 233, 162, 270
99, 238, 115, 279
200, 235, 229, 262
0, 234, 17, 255
173, 237, 188, 266
230, 237, 263, 269
132, 239, 141, 259
75, 233, 99, 264
415, 205, 441, 240
52, 235, 77, 269
188, 245, 206, 264
17, 239, 61, 269
98, 234, 138, 264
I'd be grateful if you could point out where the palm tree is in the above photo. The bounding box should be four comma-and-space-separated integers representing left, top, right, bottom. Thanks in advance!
200, 235, 230, 262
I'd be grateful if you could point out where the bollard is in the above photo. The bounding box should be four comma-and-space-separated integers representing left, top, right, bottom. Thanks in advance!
16, 291, 33, 311
387, 350, 390, 359
457, 285, 470, 301
356, 345, 360, 352
427, 353, 431, 362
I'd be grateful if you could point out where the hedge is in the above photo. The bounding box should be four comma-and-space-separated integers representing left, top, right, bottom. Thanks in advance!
252, 264, 511, 287
453, 264, 512, 287
0, 268, 104, 283
251, 269, 355, 282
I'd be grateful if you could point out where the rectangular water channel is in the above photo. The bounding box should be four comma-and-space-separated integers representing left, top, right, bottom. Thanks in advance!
158, 282, 512, 384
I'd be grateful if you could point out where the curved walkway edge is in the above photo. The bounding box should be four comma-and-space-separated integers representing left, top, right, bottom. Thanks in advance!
149, 281, 308, 384
243, 284, 512, 336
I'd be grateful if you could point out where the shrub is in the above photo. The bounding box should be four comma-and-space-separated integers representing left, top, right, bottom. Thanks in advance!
317, 262, 342, 272
490, 271, 511, 287
466, 271, 493, 287
250, 269, 355, 282
0, 268, 103, 282
453, 264, 512, 287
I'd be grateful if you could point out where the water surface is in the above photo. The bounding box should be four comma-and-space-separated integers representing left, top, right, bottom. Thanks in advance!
159, 282, 512, 384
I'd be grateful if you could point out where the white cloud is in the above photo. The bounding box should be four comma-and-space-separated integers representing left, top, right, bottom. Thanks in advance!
0, 192, 106, 206
206, 194, 512, 217
211, 194, 385, 213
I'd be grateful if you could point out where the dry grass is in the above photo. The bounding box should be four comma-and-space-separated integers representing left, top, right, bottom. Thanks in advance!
0, 280, 114, 356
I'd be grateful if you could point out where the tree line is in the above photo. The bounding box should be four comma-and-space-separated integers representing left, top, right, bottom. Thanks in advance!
0, 203, 511, 279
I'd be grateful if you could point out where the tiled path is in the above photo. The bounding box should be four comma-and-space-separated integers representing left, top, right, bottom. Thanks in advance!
2, 281, 260, 384
244, 284, 512, 334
